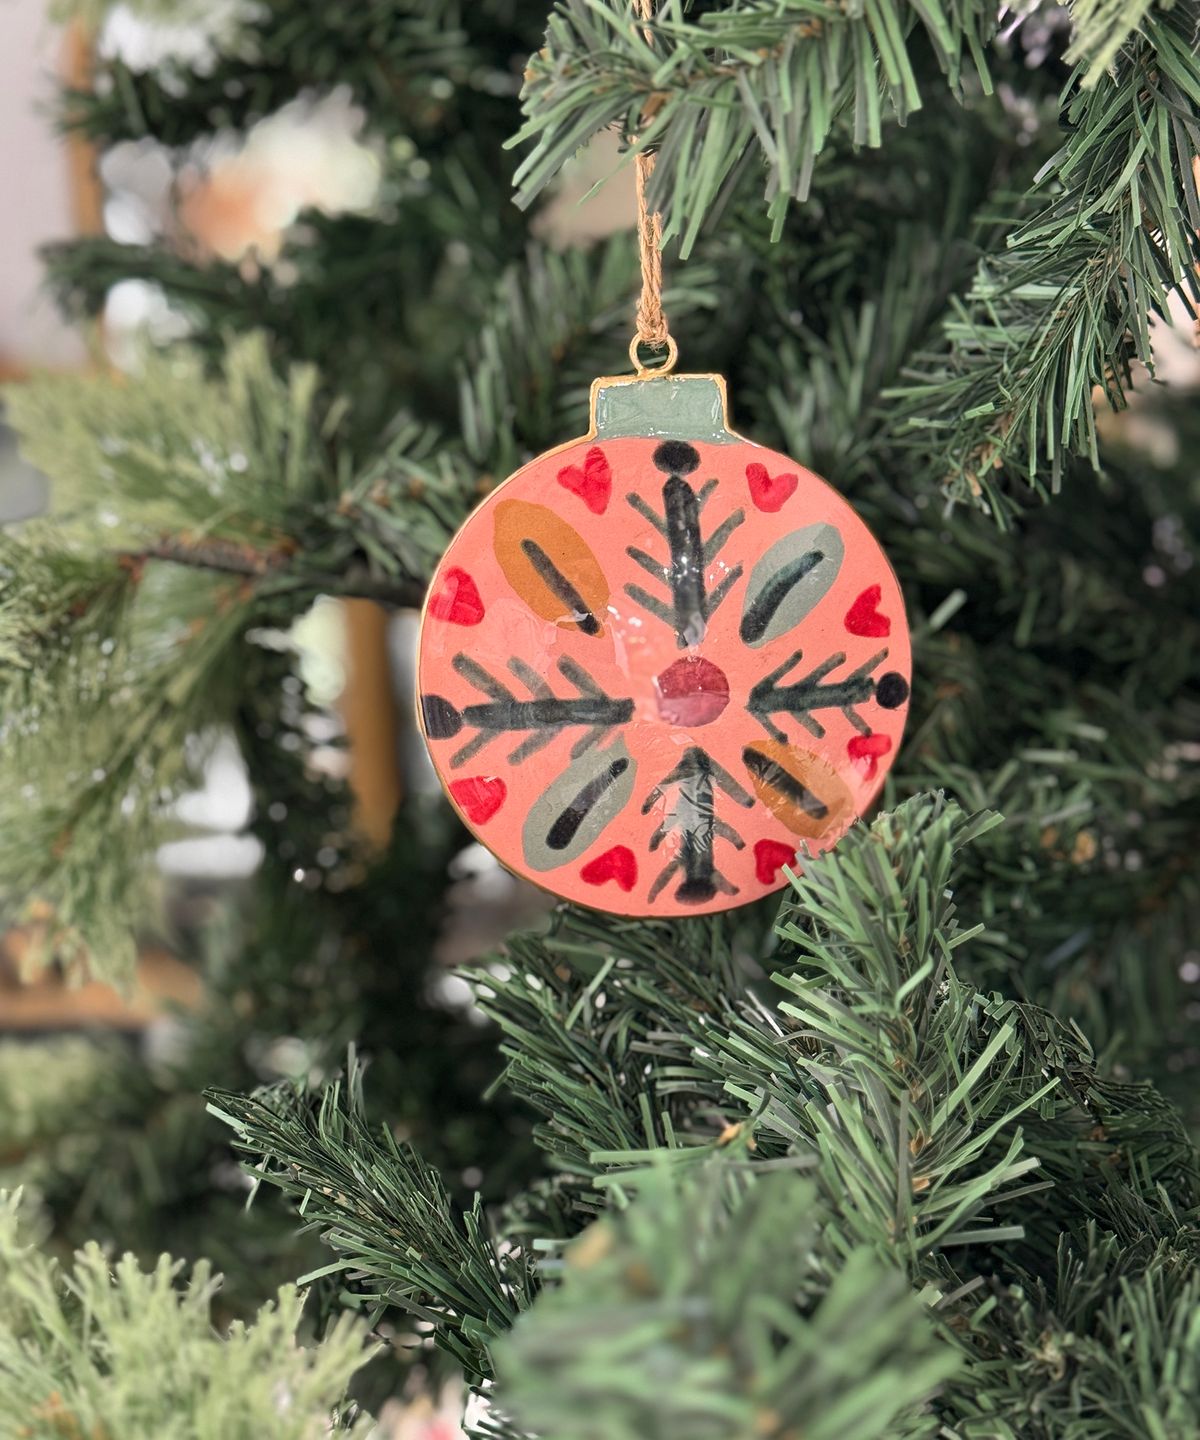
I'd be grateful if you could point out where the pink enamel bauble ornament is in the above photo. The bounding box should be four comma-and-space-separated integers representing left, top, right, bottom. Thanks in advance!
418, 372, 911, 916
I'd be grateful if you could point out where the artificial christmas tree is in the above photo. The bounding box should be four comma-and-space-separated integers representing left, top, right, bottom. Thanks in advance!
1, 0, 1199, 1434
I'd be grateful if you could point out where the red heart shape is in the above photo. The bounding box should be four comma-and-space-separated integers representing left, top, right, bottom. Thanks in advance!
448, 776, 507, 825
429, 566, 485, 626
557, 446, 612, 516
746, 461, 798, 513
844, 584, 890, 638
580, 844, 637, 892
754, 838, 797, 886
847, 732, 893, 781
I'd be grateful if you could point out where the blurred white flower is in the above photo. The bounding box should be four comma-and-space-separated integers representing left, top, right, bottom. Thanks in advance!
176, 88, 383, 264
98, 0, 257, 73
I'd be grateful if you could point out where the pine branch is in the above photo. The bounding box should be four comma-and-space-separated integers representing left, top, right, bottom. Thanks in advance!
0, 534, 132, 685
117, 536, 425, 606
3, 334, 330, 550
0, 524, 265, 981
478, 795, 1199, 1434
1066, 0, 1160, 86
0, 786, 485, 1327
0, 538, 408, 981
203, 786, 1200, 1433
721, 798, 1196, 1255
493, 1159, 959, 1440
892, 8, 1200, 520
468, 906, 765, 1213
0, 1191, 376, 1437
472, 790, 1198, 1261
880, 416, 1200, 1115
0, 337, 447, 978
511, 0, 997, 254
1, 341, 346, 976
942, 1227, 1200, 1436
121, 535, 292, 577
208, 1052, 536, 1382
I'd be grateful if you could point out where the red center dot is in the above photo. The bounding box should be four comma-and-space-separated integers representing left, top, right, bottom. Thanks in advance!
654, 655, 731, 728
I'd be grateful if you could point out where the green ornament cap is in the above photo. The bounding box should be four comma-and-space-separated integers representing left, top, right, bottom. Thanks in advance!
590, 373, 736, 445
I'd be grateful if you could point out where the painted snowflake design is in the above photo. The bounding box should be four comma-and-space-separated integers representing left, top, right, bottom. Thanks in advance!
418, 432, 911, 917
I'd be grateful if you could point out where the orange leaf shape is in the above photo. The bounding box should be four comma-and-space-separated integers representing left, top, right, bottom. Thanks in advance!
742, 741, 853, 841
493, 499, 609, 634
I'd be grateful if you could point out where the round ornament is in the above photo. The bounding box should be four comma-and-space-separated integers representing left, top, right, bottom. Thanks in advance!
417, 372, 910, 917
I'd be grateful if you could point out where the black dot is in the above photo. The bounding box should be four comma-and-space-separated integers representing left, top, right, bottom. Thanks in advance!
653, 440, 700, 476
875, 672, 910, 709
421, 694, 462, 738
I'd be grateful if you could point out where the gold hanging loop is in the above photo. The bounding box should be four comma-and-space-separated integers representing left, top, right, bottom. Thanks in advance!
629, 331, 679, 376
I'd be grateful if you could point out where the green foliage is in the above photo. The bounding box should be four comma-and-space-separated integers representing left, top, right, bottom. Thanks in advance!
494, 1160, 959, 1440
0, 339, 389, 976
0, 1029, 321, 1307
208, 1051, 536, 1381
943, 1227, 1200, 1437
744, 799, 1198, 1252
887, 433, 1200, 1122
0, 786, 532, 1354
467, 796, 1199, 1252
5, 335, 328, 549
0, 337, 337, 975
0, 1039, 130, 1174
895, 7, 1200, 516
210, 792, 1200, 1435
0, 553, 253, 978
0, 538, 129, 681
469, 905, 765, 1208
0, 1191, 375, 1438
1066, 0, 1158, 84
512, 0, 997, 252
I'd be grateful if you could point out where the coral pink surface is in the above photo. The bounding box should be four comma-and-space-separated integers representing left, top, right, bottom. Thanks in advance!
418, 433, 911, 916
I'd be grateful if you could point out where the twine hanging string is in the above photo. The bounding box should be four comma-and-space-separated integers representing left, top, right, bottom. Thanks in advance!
630, 0, 677, 375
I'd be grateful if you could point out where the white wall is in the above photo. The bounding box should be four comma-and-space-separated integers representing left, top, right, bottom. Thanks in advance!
0, 0, 86, 372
